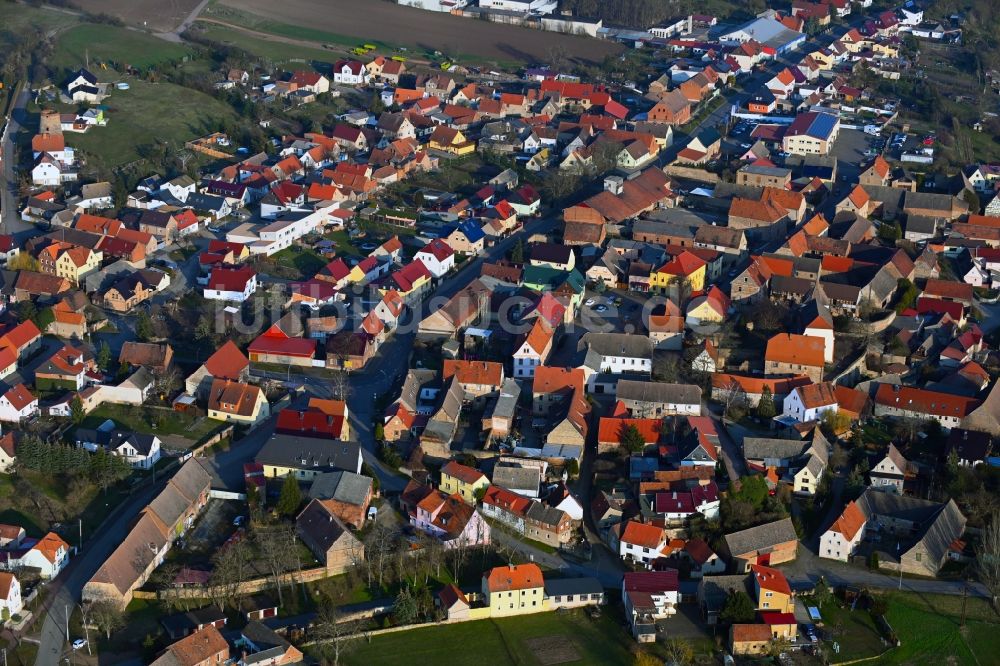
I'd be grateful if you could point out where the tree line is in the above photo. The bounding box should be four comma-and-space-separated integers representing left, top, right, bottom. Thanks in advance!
17, 435, 132, 491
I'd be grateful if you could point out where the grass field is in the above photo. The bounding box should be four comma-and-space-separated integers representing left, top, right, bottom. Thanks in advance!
192, 23, 341, 64
73, 0, 203, 32
341, 610, 641, 666
63, 78, 240, 174
50, 23, 193, 77
825, 592, 1000, 665
0, 4, 79, 43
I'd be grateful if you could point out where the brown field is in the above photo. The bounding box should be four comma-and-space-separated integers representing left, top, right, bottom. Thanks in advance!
73, 0, 203, 32
524, 635, 581, 665
218, 0, 622, 64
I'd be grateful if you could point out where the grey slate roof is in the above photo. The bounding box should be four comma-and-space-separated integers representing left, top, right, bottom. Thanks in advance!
742, 438, 808, 462
616, 379, 701, 406
584, 333, 653, 360
256, 434, 363, 474
543, 577, 604, 597
308, 471, 373, 505
492, 464, 540, 494
723, 517, 797, 557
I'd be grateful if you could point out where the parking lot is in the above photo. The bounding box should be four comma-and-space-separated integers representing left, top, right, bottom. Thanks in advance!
832, 128, 879, 183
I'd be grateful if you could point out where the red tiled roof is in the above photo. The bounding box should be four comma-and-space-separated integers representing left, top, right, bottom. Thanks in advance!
874, 383, 979, 418
751, 563, 791, 595
484, 563, 543, 592
203, 341, 249, 380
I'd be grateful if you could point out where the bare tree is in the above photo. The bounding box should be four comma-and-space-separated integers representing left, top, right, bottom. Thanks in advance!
88, 600, 125, 639
662, 638, 695, 666
253, 523, 298, 606
364, 524, 397, 591
329, 369, 351, 402
209, 538, 255, 609
719, 380, 748, 422
977, 511, 1000, 610
312, 604, 361, 666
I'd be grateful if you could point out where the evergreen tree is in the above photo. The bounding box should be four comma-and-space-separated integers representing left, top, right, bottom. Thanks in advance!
720, 591, 756, 623
276, 474, 302, 516
510, 239, 525, 264
70, 396, 85, 425
756, 386, 776, 419
136, 311, 154, 341
620, 424, 646, 454
97, 342, 112, 372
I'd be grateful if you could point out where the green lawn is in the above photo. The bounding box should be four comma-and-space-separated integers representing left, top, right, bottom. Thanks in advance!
64, 77, 241, 175
80, 403, 223, 441
342, 610, 638, 666
50, 23, 193, 77
821, 601, 886, 663
323, 230, 362, 256
267, 246, 327, 278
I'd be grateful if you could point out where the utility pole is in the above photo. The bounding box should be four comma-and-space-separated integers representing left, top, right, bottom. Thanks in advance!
78, 518, 82, 550
64, 603, 69, 640
961, 578, 969, 627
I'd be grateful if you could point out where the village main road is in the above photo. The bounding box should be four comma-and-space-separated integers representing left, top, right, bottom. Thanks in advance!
1, 84, 36, 239
33, 482, 163, 666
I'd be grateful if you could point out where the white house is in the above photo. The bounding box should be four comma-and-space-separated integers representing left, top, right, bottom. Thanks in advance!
513, 318, 554, 378
0, 573, 22, 619
793, 454, 826, 495
869, 444, 907, 493
204, 266, 257, 302
782, 382, 838, 423
32, 155, 77, 187
162, 175, 196, 202
622, 571, 679, 642
16, 532, 70, 579
0, 384, 38, 423
585, 333, 653, 376
112, 434, 162, 470
414, 239, 456, 278
333, 60, 369, 86
616, 520, 669, 568
819, 500, 866, 562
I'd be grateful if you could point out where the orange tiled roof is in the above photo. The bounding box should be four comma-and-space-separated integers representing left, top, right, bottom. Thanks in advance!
621, 520, 666, 549
442, 360, 503, 387
765, 333, 826, 368
830, 500, 866, 540
484, 563, 544, 593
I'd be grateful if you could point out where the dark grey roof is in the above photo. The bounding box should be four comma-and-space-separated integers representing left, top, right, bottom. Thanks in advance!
906, 215, 939, 235
544, 577, 604, 597
616, 379, 701, 405
699, 574, 750, 610
308, 471, 373, 505
256, 434, 362, 474
585, 333, 653, 360
742, 437, 808, 462
492, 464, 540, 493
296, 499, 359, 556
770, 274, 813, 297
241, 620, 293, 664
723, 517, 797, 557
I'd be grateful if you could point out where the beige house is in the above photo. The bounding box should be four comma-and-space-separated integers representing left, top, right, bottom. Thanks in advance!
296, 499, 364, 574
207, 379, 269, 425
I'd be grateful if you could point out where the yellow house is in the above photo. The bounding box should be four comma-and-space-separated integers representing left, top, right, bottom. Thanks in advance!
650, 251, 706, 298
429, 126, 476, 155
750, 564, 795, 613
40, 244, 103, 285
483, 564, 548, 617
808, 49, 836, 70
440, 460, 489, 504
381, 260, 432, 300
871, 41, 899, 58
686, 286, 729, 325
207, 378, 270, 425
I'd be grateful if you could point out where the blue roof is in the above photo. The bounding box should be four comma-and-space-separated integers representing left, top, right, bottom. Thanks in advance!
808, 112, 839, 140
458, 219, 485, 243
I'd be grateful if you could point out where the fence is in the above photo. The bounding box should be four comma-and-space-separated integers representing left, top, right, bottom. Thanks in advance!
190, 424, 235, 456
159, 566, 330, 600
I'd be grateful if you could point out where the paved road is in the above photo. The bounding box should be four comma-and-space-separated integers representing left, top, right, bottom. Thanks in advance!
1, 84, 37, 239
33, 481, 163, 666
780, 545, 989, 598
158, 0, 213, 41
